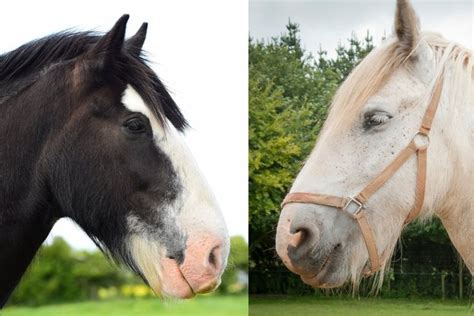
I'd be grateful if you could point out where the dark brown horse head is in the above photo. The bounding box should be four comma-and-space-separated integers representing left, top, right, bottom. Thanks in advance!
0, 15, 229, 303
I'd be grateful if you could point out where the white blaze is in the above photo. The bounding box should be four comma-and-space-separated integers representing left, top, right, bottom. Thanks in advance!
121, 86, 229, 296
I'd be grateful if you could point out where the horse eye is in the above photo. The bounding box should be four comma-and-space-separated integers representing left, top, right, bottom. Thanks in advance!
124, 117, 146, 134
363, 111, 392, 130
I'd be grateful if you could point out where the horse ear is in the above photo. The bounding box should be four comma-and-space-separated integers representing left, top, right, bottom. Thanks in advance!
87, 14, 129, 65
125, 22, 148, 58
394, 0, 420, 57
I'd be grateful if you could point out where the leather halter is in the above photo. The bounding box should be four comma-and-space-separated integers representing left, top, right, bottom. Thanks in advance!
281, 76, 444, 275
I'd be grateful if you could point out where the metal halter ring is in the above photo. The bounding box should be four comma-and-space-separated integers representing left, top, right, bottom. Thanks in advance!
413, 131, 430, 150
343, 197, 364, 217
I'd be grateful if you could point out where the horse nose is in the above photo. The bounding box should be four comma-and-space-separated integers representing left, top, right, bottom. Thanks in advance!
287, 215, 321, 264
180, 234, 227, 294
276, 207, 322, 274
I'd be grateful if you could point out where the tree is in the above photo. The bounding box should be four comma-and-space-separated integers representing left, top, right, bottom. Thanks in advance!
249, 22, 332, 294
9, 237, 81, 305
220, 236, 249, 294
9, 237, 127, 306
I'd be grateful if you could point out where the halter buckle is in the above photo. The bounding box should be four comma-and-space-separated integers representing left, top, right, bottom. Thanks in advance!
343, 197, 364, 217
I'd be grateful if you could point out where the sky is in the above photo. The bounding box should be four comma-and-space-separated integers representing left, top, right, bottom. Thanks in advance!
250, 0, 473, 58
0, 0, 248, 250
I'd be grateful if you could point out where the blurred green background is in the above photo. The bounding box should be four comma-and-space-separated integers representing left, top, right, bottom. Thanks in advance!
2, 235, 248, 315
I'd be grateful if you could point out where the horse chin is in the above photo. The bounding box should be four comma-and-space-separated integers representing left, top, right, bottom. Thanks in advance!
145, 256, 222, 299
299, 255, 347, 289
150, 258, 195, 299
127, 235, 193, 299
300, 270, 346, 289
277, 236, 348, 288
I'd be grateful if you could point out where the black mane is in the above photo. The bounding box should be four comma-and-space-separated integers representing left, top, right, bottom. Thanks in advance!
0, 31, 188, 131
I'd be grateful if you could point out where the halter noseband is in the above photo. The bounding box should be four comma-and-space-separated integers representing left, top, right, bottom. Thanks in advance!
282, 76, 444, 275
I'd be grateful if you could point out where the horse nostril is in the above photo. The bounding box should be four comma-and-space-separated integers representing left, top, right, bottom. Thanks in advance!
290, 229, 307, 248
287, 221, 321, 265
290, 227, 318, 255
334, 243, 342, 251
208, 247, 217, 268
207, 245, 222, 271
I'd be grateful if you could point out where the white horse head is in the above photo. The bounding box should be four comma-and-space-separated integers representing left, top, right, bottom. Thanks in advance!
276, 0, 473, 289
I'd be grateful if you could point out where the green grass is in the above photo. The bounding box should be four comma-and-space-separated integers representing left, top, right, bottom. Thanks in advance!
250, 296, 473, 316
1, 295, 248, 316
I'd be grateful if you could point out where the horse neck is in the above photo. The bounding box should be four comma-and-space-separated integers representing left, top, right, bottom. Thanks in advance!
433, 55, 474, 273
0, 208, 55, 306
0, 76, 71, 305
438, 203, 474, 273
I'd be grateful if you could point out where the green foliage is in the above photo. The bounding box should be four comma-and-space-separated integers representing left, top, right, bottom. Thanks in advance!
229, 236, 249, 271
9, 237, 126, 306
249, 22, 470, 298
220, 236, 249, 294
249, 22, 374, 294
249, 22, 374, 222
9, 237, 79, 305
